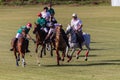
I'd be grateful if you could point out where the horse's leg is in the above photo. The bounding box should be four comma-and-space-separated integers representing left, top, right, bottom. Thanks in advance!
14, 50, 19, 66
46, 42, 53, 57
50, 42, 53, 57
21, 53, 26, 67
65, 46, 69, 57
61, 51, 65, 61
35, 44, 40, 66
44, 44, 46, 56
40, 47, 43, 58
36, 51, 40, 66
76, 49, 82, 59
46, 43, 50, 51
67, 48, 76, 62
56, 50, 60, 65
35, 44, 38, 53
85, 50, 89, 61
17, 53, 20, 61
40, 44, 46, 58
84, 43, 90, 61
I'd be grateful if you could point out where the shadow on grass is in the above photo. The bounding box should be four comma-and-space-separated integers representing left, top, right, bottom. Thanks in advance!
91, 41, 103, 44
90, 48, 107, 51
72, 54, 97, 57
42, 59, 120, 67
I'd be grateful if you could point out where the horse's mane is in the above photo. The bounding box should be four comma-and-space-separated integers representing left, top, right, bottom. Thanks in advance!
33, 23, 47, 44
66, 25, 78, 43
55, 26, 67, 51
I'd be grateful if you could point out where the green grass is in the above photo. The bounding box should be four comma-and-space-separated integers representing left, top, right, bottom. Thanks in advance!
0, 5, 120, 80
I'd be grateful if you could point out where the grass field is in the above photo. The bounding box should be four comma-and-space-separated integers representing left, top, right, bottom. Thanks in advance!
0, 5, 120, 80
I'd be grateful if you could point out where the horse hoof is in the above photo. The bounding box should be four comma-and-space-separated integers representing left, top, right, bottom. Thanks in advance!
67, 59, 71, 62
16, 60, 19, 66
51, 53, 53, 57
58, 57, 61, 60
67, 55, 70, 58
16, 63, 19, 66
61, 58, 64, 61
26, 50, 30, 53
85, 58, 88, 61
17, 58, 20, 61
10, 48, 13, 51
67, 57, 72, 62
22, 62, 26, 67
24, 62, 26, 65
46, 48, 49, 51
67, 60, 70, 62
76, 56, 79, 59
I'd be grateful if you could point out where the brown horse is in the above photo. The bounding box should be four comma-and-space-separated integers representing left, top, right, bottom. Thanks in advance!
55, 25, 67, 65
11, 32, 27, 67
33, 23, 53, 66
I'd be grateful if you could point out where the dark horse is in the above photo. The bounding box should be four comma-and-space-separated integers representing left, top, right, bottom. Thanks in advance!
55, 25, 67, 65
11, 32, 27, 67
33, 23, 53, 66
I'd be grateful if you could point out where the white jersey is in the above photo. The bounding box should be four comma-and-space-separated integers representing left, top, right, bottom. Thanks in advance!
41, 11, 51, 19
48, 23, 61, 35
16, 33, 22, 38
71, 18, 82, 31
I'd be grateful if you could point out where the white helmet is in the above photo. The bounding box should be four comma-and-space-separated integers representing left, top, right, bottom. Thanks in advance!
72, 13, 77, 17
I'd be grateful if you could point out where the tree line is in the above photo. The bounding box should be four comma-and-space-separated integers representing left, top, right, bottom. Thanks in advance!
0, 0, 110, 5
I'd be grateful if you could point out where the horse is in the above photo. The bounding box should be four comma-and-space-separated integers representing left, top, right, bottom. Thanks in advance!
12, 32, 27, 67
66, 24, 90, 62
55, 25, 68, 65
33, 23, 53, 66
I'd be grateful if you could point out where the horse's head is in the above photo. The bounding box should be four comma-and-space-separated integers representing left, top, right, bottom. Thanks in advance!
55, 25, 67, 51
66, 24, 72, 35
33, 22, 47, 43
56, 24, 63, 34
33, 22, 39, 34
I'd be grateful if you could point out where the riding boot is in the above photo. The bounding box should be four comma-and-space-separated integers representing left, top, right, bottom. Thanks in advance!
25, 39, 30, 53
78, 41, 82, 50
76, 33, 83, 50
10, 38, 18, 51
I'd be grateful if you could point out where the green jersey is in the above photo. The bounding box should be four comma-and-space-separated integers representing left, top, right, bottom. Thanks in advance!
48, 8, 55, 15
17, 26, 30, 34
36, 17, 46, 28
